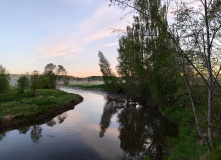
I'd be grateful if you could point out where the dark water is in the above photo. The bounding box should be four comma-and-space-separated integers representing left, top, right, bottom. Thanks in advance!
0, 87, 178, 160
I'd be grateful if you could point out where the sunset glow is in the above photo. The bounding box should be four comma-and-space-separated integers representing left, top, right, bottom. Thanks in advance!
0, 0, 133, 77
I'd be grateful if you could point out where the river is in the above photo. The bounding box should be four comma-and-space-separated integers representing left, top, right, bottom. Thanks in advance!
0, 87, 178, 160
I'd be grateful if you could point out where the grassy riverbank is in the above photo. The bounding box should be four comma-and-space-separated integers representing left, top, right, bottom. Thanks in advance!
0, 87, 83, 127
160, 102, 221, 160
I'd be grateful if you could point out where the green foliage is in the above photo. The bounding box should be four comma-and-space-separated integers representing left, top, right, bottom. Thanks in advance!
17, 75, 30, 93
44, 63, 68, 88
113, 3, 181, 103
106, 0, 221, 158
44, 63, 56, 73
206, 146, 221, 160
30, 70, 41, 96
44, 70, 56, 89
98, 51, 122, 92
0, 65, 11, 94
40, 76, 51, 89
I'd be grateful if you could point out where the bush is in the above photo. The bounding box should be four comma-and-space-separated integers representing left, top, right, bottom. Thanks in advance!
17, 75, 30, 93
41, 76, 51, 89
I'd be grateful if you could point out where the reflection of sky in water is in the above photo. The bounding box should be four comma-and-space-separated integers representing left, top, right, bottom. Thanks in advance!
0, 87, 122, 160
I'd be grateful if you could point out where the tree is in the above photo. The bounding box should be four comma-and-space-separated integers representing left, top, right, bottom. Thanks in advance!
44, 63, 56, 73
30, 70, 41, 97
44, 63, 68, 88
17, 75, 30, 93
56, 65, 67, 76
98, 51, 121, 91
63, 76, 70, 85
40, 76, 51, 89
116, 15, 180, 100
44, 63, 57, 88
0, 65, 11, 94
109, 0, 221, 150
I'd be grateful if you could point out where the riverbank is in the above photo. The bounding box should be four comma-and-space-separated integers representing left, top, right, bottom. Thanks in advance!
0, 87, 83, 129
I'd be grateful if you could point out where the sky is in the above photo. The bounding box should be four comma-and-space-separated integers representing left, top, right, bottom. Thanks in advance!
0, 0, 133, 77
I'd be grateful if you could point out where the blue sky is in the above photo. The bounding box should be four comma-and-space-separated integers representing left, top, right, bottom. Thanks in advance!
0, 0, 133, 77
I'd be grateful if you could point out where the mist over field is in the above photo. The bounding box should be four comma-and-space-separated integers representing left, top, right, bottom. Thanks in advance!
10, 74, 26, 85
10, 74, 104, 85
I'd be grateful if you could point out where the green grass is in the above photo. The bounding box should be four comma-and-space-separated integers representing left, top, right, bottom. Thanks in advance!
206, 145, 221, 160
160, 101, 221, 160
0, 87, 82, 123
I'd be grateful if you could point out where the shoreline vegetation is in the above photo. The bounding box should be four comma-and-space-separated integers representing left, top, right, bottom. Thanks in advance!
0, 86, 83, 129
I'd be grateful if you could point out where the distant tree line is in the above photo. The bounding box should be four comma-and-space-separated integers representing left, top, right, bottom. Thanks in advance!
98, 0, 221, 151
0, 63, 69, 97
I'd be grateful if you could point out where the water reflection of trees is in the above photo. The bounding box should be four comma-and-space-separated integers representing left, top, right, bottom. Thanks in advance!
46, 119, 57, 127
58, 112, 67, 124
0, 132, 6, 141
30, 125, 42, 143
46, 112, 68, 127
0, 112, 68, 143
99, 95, 178, 160
19, 126, 30, 134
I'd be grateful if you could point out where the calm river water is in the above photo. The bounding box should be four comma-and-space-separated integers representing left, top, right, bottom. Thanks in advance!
0, 87, 178, 160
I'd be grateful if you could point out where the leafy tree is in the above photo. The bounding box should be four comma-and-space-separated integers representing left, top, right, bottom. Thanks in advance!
44, 63, 56, 73
17, 75, 30, 93
44, 63, 57, 88
40, 76, 51, 89
0, 65, 11, 94
98, 51, 121, 91
56, 65, 67, 76
115, 2, 180, 101
30, 70, 41, 97
44, 63, 68, 88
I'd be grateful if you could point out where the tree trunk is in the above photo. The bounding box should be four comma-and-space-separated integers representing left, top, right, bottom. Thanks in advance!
181, 57, 209, 149
204, 0, 214, 149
